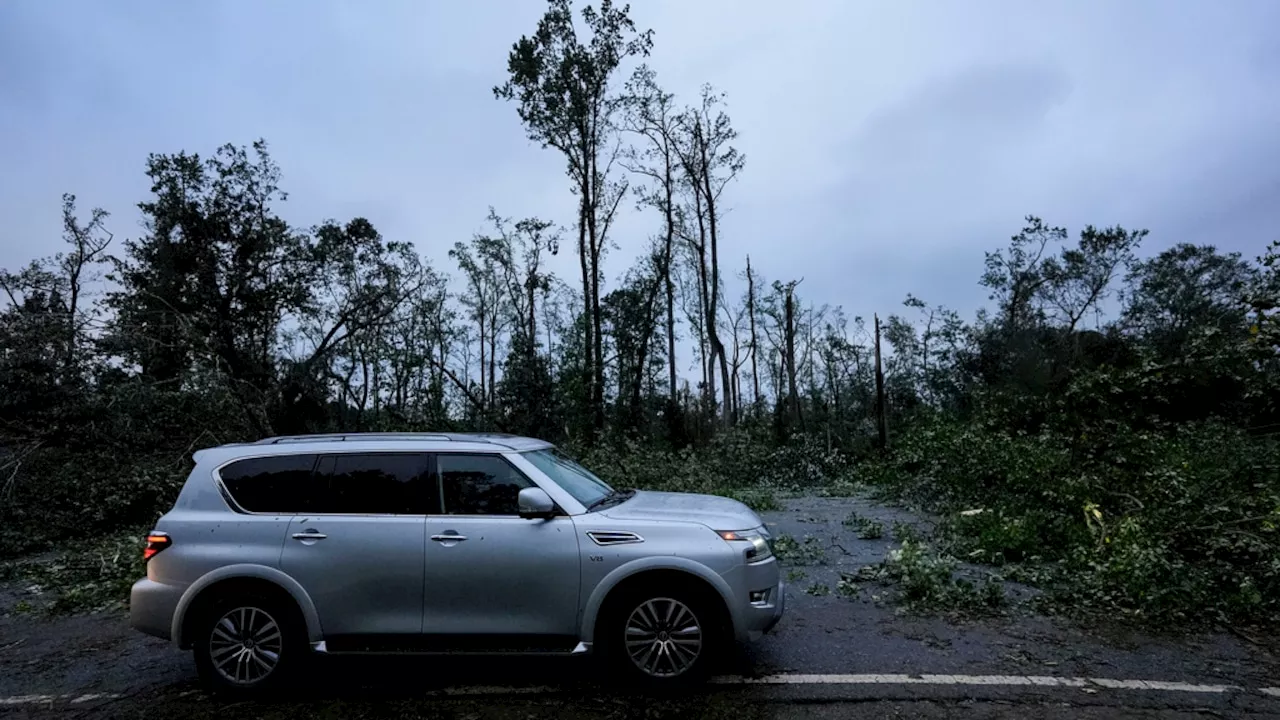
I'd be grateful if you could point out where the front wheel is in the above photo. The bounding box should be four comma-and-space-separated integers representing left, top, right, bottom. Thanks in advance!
600, 586, 723, 686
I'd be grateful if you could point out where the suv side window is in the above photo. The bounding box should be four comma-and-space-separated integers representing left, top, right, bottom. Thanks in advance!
313, 453, 435, 515
219, 454, 319, 513
437, 454, 533, 516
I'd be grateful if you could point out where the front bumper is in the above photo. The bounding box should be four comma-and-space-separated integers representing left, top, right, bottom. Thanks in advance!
739, 575, 785, 642
761, 580, 785, 634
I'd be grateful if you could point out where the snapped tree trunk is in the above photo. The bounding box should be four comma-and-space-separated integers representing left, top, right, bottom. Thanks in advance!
785, 285, 801, 428
663, 163, 678, 401
586, 131, 607, 436
874, 313, 888, 450
478, 299, 487, 410
577, 199, 594, 428
527, 275, 538, 355
747, 255, 760, 411
666, 271, 677, 399
629, 273, 663, 424
487, 309, 496, 410
695, 247, 713, 405
695, 124, 733, 430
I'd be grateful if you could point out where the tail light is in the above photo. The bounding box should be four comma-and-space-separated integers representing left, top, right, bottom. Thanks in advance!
143, 531, 172, 561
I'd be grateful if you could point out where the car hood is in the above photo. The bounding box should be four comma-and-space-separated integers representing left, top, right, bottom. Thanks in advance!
598, 489, 763, 531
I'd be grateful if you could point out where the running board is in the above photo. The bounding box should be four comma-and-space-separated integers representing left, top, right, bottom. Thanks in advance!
310, 636, 591, 656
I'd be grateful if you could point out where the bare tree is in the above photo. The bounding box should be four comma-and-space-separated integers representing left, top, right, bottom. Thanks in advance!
783, 280, 802, 427
450, 235, 509, 409
57, 194, 113, 375
476, 208, 560, 355
745, 255, 762, 412
0, 194, 114, 383
672, 84, 744, 427
721, 295, 748, 423
621, 65, 683, 400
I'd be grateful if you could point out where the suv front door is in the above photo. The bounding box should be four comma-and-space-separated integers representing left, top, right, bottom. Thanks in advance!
279, 452, 431, 641
422, 452, 581, 652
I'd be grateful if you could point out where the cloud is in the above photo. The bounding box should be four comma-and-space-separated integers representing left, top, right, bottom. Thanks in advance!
1, 0, 1278, 337
853, 62, 1073, 176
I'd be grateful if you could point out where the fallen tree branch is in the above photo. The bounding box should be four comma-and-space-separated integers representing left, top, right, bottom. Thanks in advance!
0, 440, 44, 508
422, 354, 507, 432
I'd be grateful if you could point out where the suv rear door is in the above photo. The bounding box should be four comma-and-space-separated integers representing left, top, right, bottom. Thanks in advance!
211, 453, 319, 575
421, 452, 581, 651
278, 451, 431, 639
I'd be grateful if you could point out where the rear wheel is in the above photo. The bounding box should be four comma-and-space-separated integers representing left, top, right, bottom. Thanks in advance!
192, 593, 302, 695
599, 583, 724, 686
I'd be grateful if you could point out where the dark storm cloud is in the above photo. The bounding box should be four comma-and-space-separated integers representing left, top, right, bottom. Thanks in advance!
1, 0, 1277, 337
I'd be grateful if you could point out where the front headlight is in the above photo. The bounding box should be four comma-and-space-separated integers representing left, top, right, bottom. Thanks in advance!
716, 528, 773, 562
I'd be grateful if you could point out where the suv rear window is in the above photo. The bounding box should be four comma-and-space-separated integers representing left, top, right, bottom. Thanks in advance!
313, 453, 435, 514
219, 454, 319, 513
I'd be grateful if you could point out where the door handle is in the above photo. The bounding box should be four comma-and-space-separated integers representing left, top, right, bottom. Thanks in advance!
430, 533, 467, 543
292, 531, 327, 540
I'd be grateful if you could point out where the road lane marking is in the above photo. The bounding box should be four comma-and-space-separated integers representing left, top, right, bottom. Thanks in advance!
0, 695, 52, 706
713, 674, 1239, 693
0, 693, 122, 706
0, 677, 1266, 706
71, 693, 123, 703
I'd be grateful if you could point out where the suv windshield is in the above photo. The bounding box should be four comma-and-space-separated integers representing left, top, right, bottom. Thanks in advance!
522, 448, 616, 508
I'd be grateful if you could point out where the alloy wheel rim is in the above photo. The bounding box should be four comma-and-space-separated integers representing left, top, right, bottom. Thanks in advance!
624, 597, 702, 677
209, 606, 283, 685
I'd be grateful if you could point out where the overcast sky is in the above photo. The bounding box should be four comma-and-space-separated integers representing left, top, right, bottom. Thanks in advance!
3, 0, 1278, 335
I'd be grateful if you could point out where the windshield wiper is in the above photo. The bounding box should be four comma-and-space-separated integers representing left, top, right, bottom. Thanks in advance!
586, 488, 635, 512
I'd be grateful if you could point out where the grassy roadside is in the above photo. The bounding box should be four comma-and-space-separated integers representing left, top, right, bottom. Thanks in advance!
0, 529, 145, 616
861, 418, 1280, 629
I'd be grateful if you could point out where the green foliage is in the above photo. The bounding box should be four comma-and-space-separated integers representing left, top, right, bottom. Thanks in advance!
836, 575, 860, 598
872, 414, 1280, 625
495, 333, 560, 437
1123, 243, 1256, 361
0, 377, 247, 558
570, 428, 854, 508
772, 534, 826, 566
1, 449, 189, 559
862, 539, 1006, 615
891, 520, 923, 544
866, 230, 1280, 626
803, 582, 830, 597
843, 512, 884, 539
721, 488, 782, 512
0, 530, 145, 615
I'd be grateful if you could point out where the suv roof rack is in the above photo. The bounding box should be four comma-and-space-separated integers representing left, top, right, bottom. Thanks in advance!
252, 432, 454, 445
246, 432, 532, 448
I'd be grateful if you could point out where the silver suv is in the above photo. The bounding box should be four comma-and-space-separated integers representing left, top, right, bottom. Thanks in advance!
130, 432, 784, 692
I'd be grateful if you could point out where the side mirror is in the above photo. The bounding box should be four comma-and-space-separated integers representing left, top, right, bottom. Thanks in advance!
518, 487, 556, 519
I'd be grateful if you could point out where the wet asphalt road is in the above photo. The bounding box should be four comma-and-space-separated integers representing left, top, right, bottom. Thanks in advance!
2, 495, 1279, 718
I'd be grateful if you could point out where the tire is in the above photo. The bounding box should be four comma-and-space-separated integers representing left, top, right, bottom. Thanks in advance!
598, 581, 725, 687
191, 591, 304, 696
